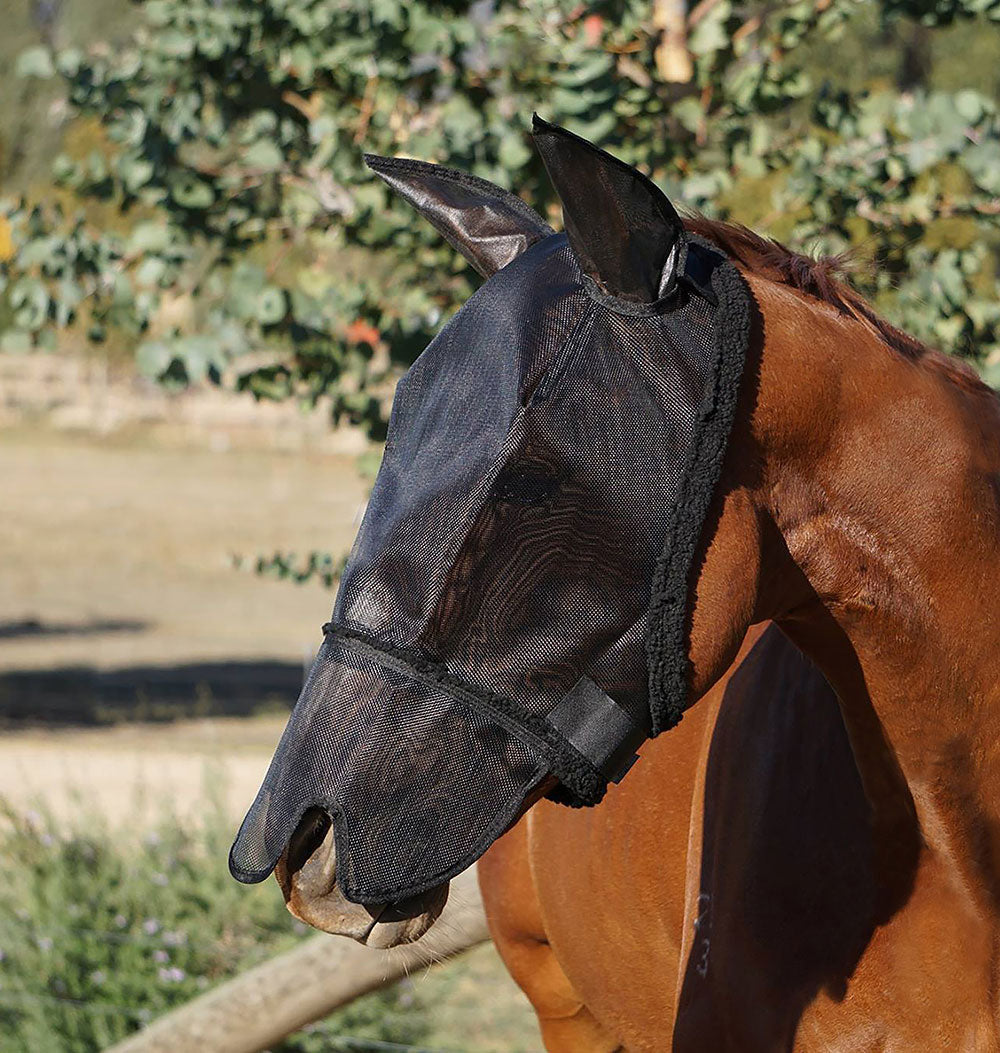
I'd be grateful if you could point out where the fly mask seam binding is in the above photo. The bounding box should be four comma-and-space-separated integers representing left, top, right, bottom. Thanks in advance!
325, 622, 619, 800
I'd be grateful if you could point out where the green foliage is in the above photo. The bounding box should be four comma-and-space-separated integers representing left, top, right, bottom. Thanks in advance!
2, 0, 1000, 431
235, 548, 347, 589
0, 794, 430, 1052
776, 87, 1000, 357
880, 0, 1000, 24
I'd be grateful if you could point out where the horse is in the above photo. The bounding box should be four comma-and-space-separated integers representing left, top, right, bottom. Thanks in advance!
232, 120, 1000, 1050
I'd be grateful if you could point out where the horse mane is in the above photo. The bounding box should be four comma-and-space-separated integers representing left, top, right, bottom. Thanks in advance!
684, 216, 993, 399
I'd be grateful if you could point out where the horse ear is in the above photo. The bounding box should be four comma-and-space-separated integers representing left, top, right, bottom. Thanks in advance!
531, 115, 685, 304
363, 154, 554, 279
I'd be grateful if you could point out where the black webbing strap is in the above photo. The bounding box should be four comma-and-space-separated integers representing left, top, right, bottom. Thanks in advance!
680, 240, 721, 306
547, 677, 646, 784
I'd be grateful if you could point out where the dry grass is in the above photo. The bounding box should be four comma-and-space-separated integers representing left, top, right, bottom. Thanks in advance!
0, 424, 368, 675
0, 421, 370, 817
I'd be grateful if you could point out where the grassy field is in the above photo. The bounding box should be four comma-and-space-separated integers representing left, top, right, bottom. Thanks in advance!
0, 421, 366, 819
0, 423, 542, 1052
0, 424, 367, 682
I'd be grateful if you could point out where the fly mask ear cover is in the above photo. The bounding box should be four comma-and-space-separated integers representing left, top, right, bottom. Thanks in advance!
228, 118, 752, 905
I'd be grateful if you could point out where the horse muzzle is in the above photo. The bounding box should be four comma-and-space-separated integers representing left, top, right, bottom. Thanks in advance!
275, 807, 450, 947
229, 626, 642, 906
229, 627, 558, 905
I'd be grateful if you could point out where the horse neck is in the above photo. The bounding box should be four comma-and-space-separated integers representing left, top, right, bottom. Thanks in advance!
747, 274, 1000, 909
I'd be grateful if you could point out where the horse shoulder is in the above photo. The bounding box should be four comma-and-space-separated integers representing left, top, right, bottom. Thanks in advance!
480, 623, 893, 1052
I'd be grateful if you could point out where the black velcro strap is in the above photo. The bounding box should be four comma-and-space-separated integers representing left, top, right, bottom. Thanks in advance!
547, 677, 646, 784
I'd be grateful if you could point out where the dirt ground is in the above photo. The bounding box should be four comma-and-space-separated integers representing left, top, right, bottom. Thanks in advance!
1, 424, 368, 672
0, 716, 285, 827
0, 423, 370, 823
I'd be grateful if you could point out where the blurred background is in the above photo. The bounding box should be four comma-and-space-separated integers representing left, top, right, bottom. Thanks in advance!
1, 0, 999, 1050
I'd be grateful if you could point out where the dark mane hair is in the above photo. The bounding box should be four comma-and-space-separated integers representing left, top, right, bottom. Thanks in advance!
684, 216, 993, 398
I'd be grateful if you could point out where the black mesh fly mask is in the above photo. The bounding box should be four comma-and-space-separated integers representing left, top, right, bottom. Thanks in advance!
230, 117, 751, 905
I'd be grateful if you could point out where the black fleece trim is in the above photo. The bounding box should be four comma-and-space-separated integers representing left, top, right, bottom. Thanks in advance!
323, 622, 609, 806
645, 250, 752, 736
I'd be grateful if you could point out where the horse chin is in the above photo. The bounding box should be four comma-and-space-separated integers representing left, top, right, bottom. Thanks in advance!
274, 807, 449, 947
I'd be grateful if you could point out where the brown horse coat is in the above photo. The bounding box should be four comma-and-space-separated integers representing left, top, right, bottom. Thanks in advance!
479, 224, 1000, 1052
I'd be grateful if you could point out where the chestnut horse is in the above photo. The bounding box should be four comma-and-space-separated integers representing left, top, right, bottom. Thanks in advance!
478, 219, 1000, 1051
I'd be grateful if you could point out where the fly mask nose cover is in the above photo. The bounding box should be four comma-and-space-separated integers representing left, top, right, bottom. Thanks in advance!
229, 118, 751, 905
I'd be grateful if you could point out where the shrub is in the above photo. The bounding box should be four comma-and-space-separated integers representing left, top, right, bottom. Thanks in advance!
0, 789, 430, 1052
2, 0, 999, 430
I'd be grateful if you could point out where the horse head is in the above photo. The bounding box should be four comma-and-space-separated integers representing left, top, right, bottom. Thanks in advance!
229, 118, 766, 946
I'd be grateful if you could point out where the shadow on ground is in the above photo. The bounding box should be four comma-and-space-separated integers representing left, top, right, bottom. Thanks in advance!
0, 659, 303, 726
0, 618, 149, 640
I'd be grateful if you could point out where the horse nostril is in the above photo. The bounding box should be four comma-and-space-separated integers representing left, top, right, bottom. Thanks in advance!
285, 807, 332, 875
